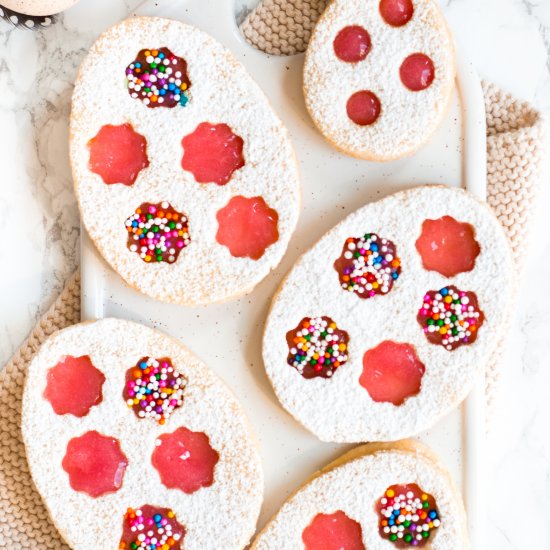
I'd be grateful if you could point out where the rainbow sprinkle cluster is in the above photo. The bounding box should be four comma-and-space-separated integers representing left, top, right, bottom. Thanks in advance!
334, 233, 401, 299
378, 485, 441, 547
126, 202, 190, 264
123, 357, 186, 425
120, 506, 184, 550
286, 317, 349, 379
417, 286, 484, 351
126, 48, 191, 108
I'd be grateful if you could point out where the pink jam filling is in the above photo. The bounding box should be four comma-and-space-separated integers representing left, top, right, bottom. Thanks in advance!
181, 122, 245, 185
333, 26, 372, 63
360, 341, 425, 406
152, 427, 219, 494
379, 0, 414, 27
346, 91, 381, 126
62, 431, 127, 498
302, 511, 365, 550
400, 53, 435, 91
43, 355, 105, 417
88, 123, 149, 185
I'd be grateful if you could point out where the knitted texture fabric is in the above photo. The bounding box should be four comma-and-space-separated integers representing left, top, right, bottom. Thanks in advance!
0, 2, 544, 546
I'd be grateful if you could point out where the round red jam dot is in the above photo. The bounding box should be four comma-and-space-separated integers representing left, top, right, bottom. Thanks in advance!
346, 90, 381, 126
360, 341, 425, 405
181, 122, 245, 185
286, 316, 349, 379
333, 26, 372, 63
415, 216, 480, 277
400, 53, 435, 91
418, 286, 485, 351
62, 431, 127, 498
302, 511, 365, 550
43, 355, 105, 417
88, 123, 149, 186
379, 0, 414, 27
216, 195, 279, 260
377, 483, 441, 547
121, 505, 186, 550
152, 427, 219, 494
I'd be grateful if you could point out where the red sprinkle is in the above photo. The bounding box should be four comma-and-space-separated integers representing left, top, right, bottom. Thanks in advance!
347, 91, 381, 126
88, 123, 149, 186
400, 53, 435, 91
333, 26, 372, 63
302, 511, 365, 550
43, 355, 105, 417
379, 0, 414, 27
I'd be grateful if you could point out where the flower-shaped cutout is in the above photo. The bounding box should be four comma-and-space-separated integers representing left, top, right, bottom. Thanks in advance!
302, 511, 365, 550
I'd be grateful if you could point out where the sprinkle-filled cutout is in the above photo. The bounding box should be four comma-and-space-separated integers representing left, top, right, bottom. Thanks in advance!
333, 26, 372, 63
152, 427, 219, 494
415, 216, 480, 277
347, 90, 381, 126
126, 48, 191, 108
418, 286, 484, 351
400, 53, 435, 91
302, 511, 365, 550
119, 505, 185, 550
216, 196, 279, 260
123, 357, 187, 425
334, 233, 401, 298
379, 0, 414, 27
286, 317, 349, 379
88, 123, 149, 186
360, 341, 425, 405
377, 484, 441, 547
181, 122, 245, 185
62, 431, 128, 498
126, 202, 191, 264
43, 355, 105, 417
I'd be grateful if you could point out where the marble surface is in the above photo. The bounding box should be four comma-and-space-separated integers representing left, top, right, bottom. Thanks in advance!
0, 0, 549, 548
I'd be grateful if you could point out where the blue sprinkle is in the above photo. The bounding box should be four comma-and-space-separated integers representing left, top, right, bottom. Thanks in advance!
154, 514, 162, 522
392, 272, 399, 279
440, 287, 449, 296
140, 362, 147, 369
370, 244, 379, 252
429, 511, 437, 519
159, 89, 166, 96
180, 94, 189, 106
135, 63, 141, 68
159, 52, 165, 59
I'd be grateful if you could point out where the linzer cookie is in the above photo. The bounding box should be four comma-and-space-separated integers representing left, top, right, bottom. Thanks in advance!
263, 186, 513, 442
252, 441, 468, 549
303, 0, 456, 160
70, 17, 300, 305
21, 319, 263, 549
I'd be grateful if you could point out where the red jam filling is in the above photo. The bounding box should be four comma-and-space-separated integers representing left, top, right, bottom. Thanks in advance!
120, 505, 185, 550
377, 484, 441, 547
400, 53, 435, 91
418, 286, 484, 351
216, 195, 279, 260
126, 48, 191, 108
360, 341, 425, 405
302, 511, 365, 550
181, 122, 245, 185
286, 317, 349, 379
152, 427, 219, 494
379, 0, 414, 27
123, 357, 187, 425
415, 216, 480, 277
88, 123, 149, 186
43, 355, 105, 417
333, 26, 372, 63
126, 201, 191, 264
62, 431, 127, 498
334, 233, 401, 299
347, 90, 381, 126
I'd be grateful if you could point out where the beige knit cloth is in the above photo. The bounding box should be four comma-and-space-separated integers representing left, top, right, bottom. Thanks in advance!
0, 2, 544, 546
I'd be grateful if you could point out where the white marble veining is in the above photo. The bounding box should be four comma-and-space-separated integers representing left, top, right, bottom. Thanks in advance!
0, 1, 549, 548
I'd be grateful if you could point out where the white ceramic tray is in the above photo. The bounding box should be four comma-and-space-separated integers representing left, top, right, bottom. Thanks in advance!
81, 0, 487, 547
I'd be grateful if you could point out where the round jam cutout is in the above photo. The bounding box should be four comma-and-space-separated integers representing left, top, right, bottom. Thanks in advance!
333, 26, 372, 63
88, 123, 149, 186
302, 510, 365, 550
152, 427, 219, 494
286, 317, 349, 379
120, 505, 186, 550
400, 53, 435, 91
62, 431, 128, 498
377, 483, 441, 547
43, 355, 105, 417
360, 341, 425, 405
379, 0, 414, 27
346, 90, 381, 126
